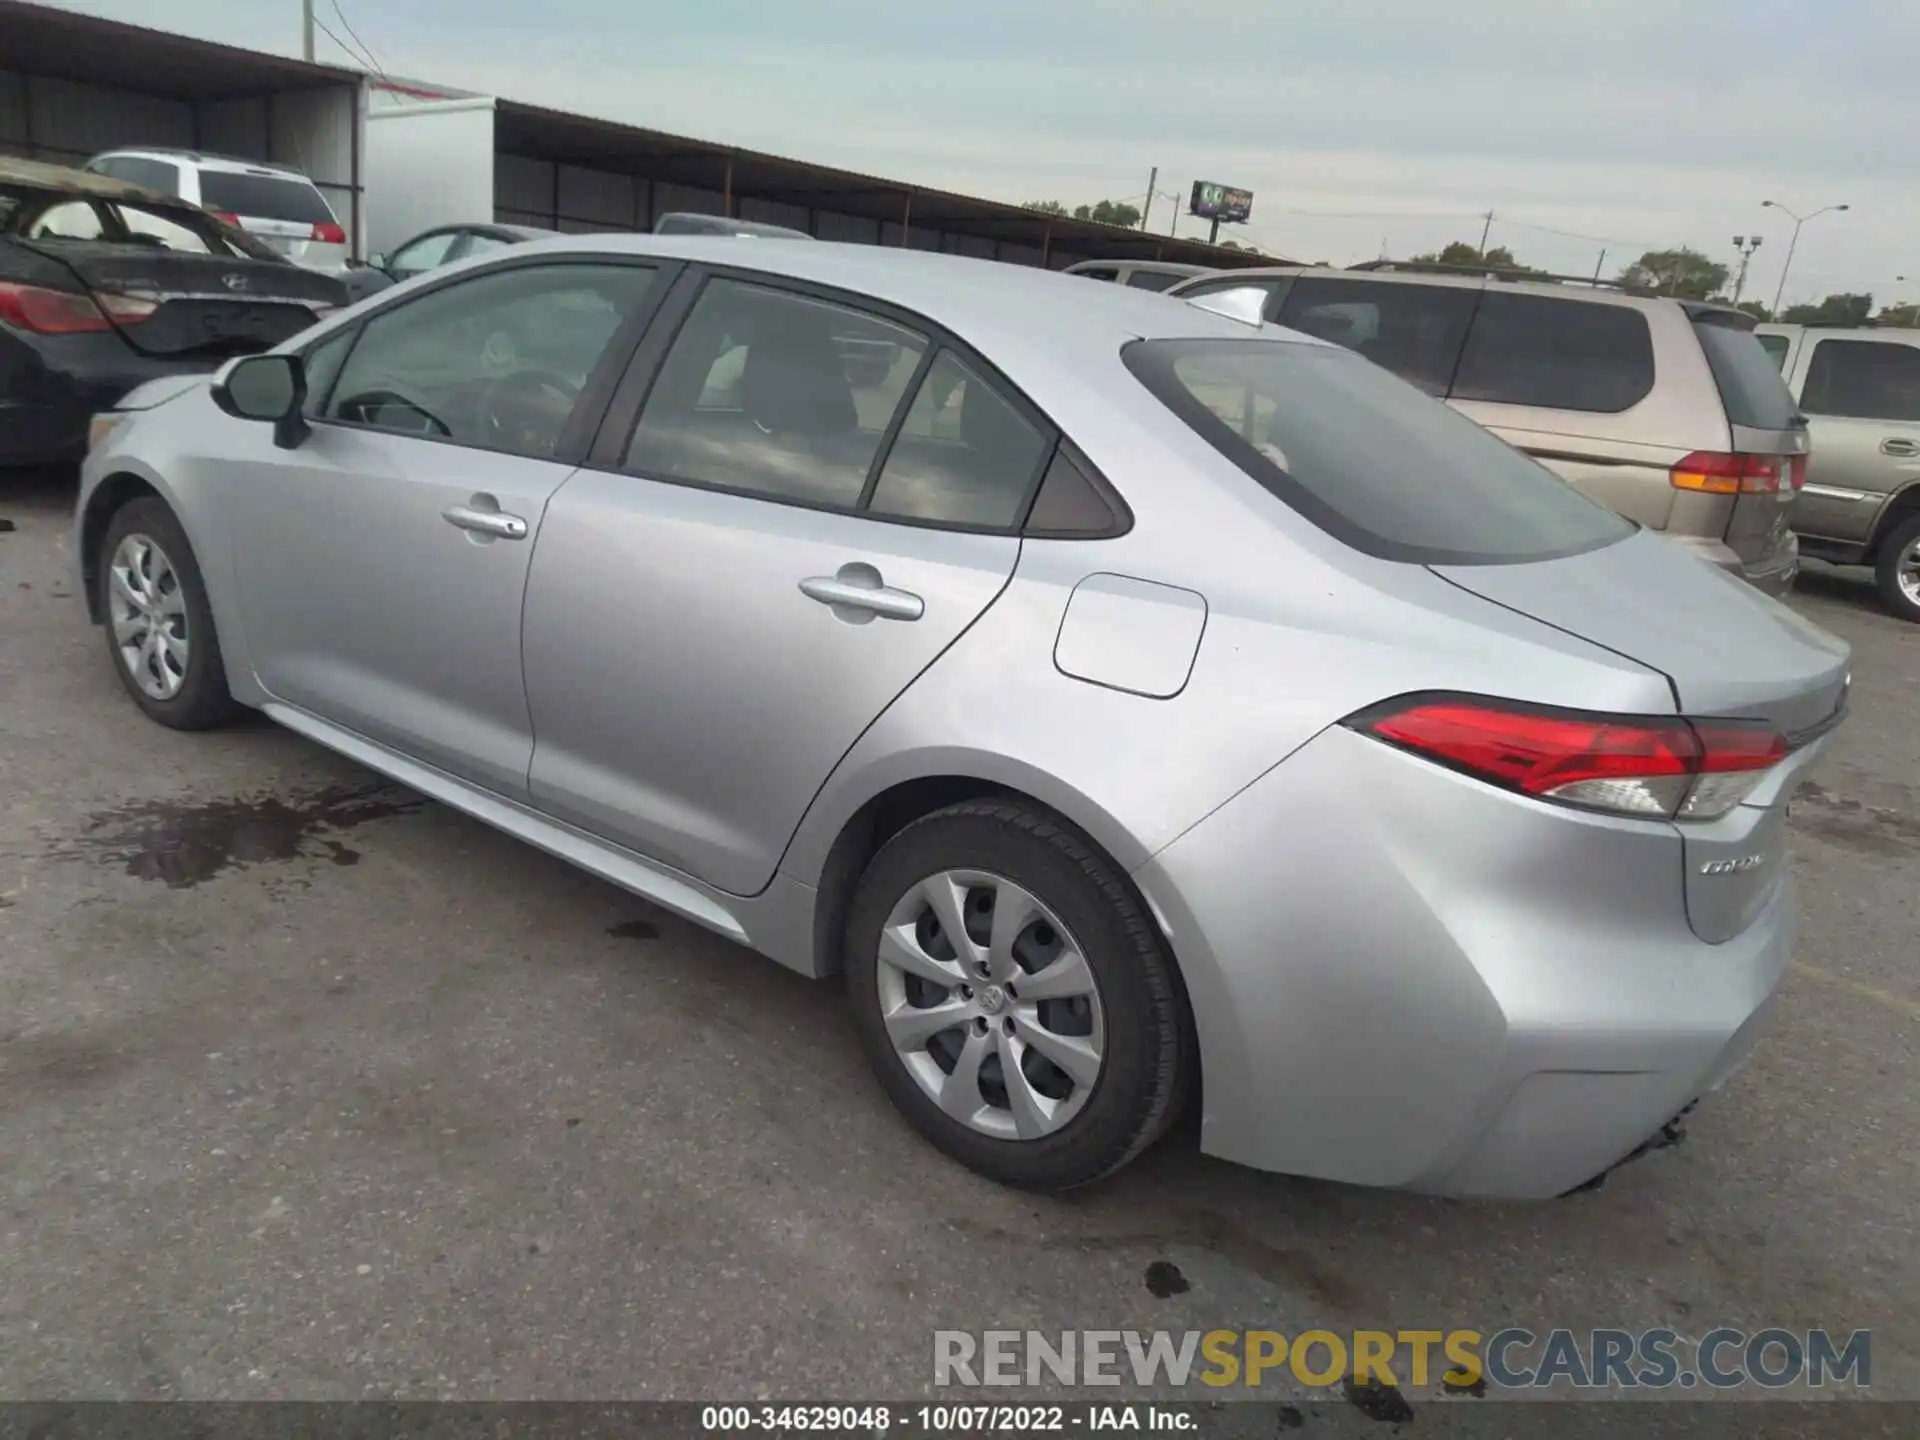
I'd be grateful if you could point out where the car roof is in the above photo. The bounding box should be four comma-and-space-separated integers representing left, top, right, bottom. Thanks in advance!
1173, 263, 1705, 313
0, 154, 177, 206
486, 232, 1308, 354
93, 148, 311, 179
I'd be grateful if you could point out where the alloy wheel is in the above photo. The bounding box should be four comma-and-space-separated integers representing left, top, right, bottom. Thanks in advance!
108, 533, 190, 701
1899, 537, 1920, 607
876, 869, 1106, 1140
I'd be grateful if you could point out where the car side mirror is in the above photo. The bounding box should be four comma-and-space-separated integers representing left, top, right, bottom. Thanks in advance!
213, 354, 309, 449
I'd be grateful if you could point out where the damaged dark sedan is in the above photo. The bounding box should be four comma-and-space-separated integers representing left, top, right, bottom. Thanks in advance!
1, 157, 346, 466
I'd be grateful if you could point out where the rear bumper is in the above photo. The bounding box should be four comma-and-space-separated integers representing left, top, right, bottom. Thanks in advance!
0, 331, 216, 465
1664, 530, 1799, 597
1134, 725, 1795, 1200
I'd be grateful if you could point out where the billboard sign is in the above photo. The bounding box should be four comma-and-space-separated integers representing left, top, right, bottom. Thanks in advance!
1189, 181, 1253, 224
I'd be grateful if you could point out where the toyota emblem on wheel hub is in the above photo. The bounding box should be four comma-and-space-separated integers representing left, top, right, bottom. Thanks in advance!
221, 273, 249, 292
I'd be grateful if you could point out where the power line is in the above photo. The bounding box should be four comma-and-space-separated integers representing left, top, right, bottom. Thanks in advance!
330, 0, 385, 74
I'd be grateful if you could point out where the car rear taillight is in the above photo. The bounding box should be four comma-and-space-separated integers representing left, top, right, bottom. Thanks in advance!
1347, 696, 1788, 821
311, 220, 347, 245
0, 282, 156, 334
209, 210, 243, 229
1670, 451, 1791, 495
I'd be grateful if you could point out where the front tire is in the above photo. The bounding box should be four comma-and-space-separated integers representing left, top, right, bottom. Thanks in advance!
97, 497, 237, 730
1873, 511, 1920, 623
845, 800, 1189, 1191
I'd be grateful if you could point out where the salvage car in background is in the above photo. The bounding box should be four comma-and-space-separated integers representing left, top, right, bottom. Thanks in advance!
1, 157, 345, 466
1062, 258, 1213, 292
1756, 323, 1920, 621
75, 237, 1847, 1199
1169, 263, 1809, 596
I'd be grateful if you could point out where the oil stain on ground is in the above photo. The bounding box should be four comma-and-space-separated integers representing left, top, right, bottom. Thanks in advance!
1792, 781, 1920, 857
50, 782, 424, 888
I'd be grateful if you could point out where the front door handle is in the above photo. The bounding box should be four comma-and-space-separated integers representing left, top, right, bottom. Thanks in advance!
799, 563, 924, 622
443, 503, 529, 540
1881, 438, 1920, 458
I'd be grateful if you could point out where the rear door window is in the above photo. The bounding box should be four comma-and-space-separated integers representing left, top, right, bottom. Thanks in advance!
625, 278, 928, 509
1755, 332, 1791, 370
26, 200, 106, 240
1071, 266, 1120, 282
1276, 278, 1477, 396
1800, 340, 1920, 422
197, 171, 336, 225
1690, 319, 1802, 430
1450, 292, 1654, 412
866, 350, 1051, 528
1124, 337, 1634, 565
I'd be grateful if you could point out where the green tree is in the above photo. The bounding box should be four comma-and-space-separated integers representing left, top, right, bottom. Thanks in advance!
1071, 199, 1142, 228
1781, 293, 1873, 325
1021, 200, 1067, 216
1730, 299, 1773, 322
1409, 241, 1542, 274
1877, 302, 1920, 329
1617, 247, 1729, 300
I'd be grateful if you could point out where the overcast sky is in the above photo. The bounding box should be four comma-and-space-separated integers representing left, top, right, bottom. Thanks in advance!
51, 0, 1917, 306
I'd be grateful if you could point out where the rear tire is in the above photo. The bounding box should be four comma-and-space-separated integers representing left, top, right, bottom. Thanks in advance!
1874, 511, 1920, 623
845, 799, 1190, 1191
97, 497, 238, 730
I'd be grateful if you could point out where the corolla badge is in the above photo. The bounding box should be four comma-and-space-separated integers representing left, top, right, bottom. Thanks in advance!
1700, 854, 1767, 876
221, 273, 250, 292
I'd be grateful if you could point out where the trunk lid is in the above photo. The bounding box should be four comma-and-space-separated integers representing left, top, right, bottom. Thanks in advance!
1433, 527, 1848, 945
18, 239, 343, 357
1431, 528, 1848, 735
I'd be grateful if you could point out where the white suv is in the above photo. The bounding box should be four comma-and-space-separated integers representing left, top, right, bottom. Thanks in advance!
84, 149, 348, 276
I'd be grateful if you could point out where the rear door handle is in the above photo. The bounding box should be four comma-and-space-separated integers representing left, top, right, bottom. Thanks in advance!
799, 564, 924, 621
443, 504, 528, 540
1881, 438, 1920, 458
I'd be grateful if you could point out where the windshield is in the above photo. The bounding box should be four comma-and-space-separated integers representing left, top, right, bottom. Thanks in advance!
198, 172, 337, 225
1124, 337, 1636, 565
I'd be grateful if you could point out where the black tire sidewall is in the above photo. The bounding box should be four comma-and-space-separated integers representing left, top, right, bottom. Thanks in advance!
98, 497, 235, 729
845, 803, 1182, 1191
1874, 514, 1920, 623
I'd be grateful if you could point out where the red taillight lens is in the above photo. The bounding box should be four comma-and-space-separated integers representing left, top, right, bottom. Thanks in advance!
1787, 454, 1807, 491
0, 282, 157, 334
1671, 451, 1787, 495
312, 220, 347, 245
1349, 697, 1787, 821
209, 210, 243, 229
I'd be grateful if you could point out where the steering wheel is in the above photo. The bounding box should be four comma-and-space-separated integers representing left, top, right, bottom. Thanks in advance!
480, 369, 583, 457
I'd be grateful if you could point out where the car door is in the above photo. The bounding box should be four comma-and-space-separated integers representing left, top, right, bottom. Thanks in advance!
1787, 335, 1920, 547
523, 272, 1052, 895
225, 257, 670, 799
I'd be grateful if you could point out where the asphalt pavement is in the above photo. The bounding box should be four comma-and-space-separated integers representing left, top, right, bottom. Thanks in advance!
2, 467, 1915, 1409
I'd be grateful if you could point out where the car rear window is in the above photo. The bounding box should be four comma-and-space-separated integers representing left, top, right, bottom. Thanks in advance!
1275, 278, 1477, 396
1450, 292, 1654, 412
1125, 269, 1184, 292
197, 172, 336, 225
1124, 337, 1634, 566
1691, 318, 1802, 430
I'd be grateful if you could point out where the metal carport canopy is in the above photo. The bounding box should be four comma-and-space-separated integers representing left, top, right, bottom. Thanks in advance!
491, 98, 1273, 270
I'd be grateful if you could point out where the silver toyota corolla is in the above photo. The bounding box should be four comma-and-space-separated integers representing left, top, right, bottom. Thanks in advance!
74, 235, 1849, 1198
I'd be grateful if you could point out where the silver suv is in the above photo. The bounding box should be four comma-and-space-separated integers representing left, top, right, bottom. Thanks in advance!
84, 149, 349, 276
1167, 265, 1808, 595
1755, 324, 1920, 621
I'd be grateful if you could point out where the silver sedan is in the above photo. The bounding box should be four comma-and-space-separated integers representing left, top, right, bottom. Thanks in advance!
75, 235, 1849, 1197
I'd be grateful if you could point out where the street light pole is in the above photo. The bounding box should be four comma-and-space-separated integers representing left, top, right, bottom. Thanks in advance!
1730, 235, 1763, 305
1764, 200, 1850, 316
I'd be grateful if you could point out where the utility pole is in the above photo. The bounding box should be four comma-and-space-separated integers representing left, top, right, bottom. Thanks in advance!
1141, 167, 1156, 232
1168, 185, 1179, 238
1729, 235, 1763, 305
1478, 210, 1494, 255
1592, 248, 1606, 282
301, 0, 316, 60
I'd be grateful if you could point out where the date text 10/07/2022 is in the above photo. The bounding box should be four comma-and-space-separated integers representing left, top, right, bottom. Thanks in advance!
700, 1405, 1194, 1431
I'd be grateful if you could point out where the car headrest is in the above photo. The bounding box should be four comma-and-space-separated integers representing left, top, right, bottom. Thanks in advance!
740, 317, 857, 438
